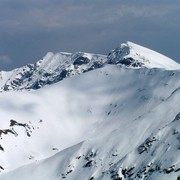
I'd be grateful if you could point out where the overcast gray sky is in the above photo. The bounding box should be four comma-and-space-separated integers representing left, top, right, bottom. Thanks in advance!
0, 0, 180, 70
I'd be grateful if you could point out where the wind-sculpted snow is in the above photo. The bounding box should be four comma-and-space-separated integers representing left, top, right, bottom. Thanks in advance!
0, 42, 180, 179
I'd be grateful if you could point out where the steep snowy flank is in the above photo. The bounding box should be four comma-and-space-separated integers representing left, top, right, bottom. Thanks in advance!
0, 41, 180, 92
108, 41, 180, 70
0, 42, 180, 179
0, 65, 180, 179
1, 114, 180, 180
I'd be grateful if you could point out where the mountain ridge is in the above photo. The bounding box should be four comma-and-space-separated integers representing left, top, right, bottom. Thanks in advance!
0, 41, 180, 179
0, 65, 180, 179
0, 41, 180, 92
108, 41, 180, 70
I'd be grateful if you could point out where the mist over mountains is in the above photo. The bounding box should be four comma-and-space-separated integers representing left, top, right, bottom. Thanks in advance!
0, 42, 180, 180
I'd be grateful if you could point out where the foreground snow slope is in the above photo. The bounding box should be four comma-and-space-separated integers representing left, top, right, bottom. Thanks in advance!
0, 64, 180, 179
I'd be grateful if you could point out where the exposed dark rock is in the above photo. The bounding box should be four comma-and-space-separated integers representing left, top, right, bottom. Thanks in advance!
121, 167, 134, 178
163, 165, 175, 174
0, 144, 4, 151
10, 120, 32, 137
174, 112, 180, 121
73, 57, 90, 65
0, 129, 15, 137
85, 151, 96, 161
61, 173, 66, 179
84, 160, 93, 168
175, 168, 180, 172
138, 137, 157, 154
110, 169, 122, 180
76, 156, 81, 159
66, 169, 73, 175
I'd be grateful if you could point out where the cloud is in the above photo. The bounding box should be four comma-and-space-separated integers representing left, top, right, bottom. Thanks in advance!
0, 0, 180, 71
115, 4, 180, 18
0, 1, 180, 32
0, 55, 12, 64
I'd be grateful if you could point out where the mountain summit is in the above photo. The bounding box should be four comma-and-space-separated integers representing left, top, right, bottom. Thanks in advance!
0, 42, 180, 92
108, 41, 180, 70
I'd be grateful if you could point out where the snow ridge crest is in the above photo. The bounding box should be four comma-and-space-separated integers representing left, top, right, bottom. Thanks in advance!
0, 41, 180, 91
108, 41, 180, 70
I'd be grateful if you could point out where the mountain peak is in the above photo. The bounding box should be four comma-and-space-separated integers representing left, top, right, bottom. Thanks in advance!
108, 41, 180, 70
1, 41, 180, 92
0, 51, 107, 91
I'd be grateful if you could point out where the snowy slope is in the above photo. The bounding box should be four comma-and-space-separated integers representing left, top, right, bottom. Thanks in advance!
0, 65, 180, 179
0, 42, 180, 179
108, 41, 180, 70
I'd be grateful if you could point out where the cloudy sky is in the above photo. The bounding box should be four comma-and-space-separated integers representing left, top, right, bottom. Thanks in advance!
0, 0, 180, 70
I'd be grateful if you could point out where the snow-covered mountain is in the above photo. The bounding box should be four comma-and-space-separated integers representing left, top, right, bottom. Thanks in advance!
1, 41, 180, 92
0, 42, 180, 180
0, 52, 107, 91
108, 41, 180, 70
